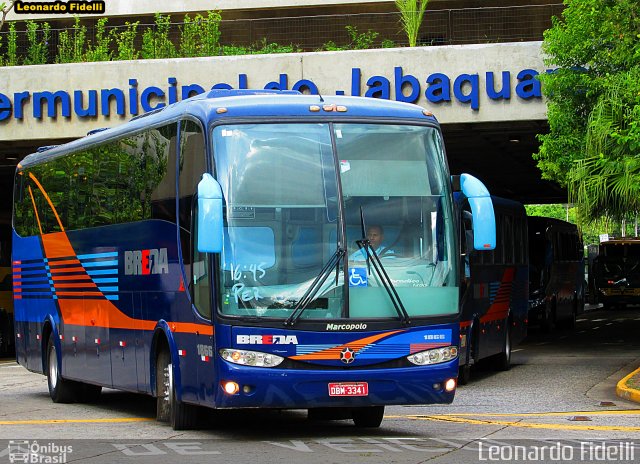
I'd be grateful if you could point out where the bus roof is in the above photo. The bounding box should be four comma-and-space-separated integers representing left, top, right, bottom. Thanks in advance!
19, 90, 438, 169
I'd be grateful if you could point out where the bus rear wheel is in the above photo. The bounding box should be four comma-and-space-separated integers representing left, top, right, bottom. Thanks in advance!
46, 337, 77, 403
156, 348, 198, 430
492, 324, 511, 371
352, 406, 384, 428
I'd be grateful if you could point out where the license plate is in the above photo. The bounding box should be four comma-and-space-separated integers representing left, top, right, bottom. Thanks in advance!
328, 382, 369, 397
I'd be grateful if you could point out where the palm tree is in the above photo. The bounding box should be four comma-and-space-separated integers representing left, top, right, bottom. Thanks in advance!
568, 73, 640, 227
395, 0, 429, 47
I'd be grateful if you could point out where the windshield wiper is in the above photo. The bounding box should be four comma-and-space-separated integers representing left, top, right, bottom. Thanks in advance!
284, 246, 345, 326
355, 206, 411, 326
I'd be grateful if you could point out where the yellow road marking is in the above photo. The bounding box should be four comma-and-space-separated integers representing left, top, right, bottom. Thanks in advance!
386, 410, 640, 432
0, 418, 154, 425
405, 415, 640, 432
421, 409, 640, 418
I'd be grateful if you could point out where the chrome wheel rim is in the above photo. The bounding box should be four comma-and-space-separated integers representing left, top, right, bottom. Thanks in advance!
49, 345, 58, 390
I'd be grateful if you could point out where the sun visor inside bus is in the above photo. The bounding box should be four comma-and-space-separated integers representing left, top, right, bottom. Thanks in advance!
341, 160, 429, 197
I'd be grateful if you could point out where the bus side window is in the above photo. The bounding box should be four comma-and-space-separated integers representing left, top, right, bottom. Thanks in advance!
178, 120, 210, 319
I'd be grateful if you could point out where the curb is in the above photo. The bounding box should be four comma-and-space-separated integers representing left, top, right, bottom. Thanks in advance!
616, 366, 640, 404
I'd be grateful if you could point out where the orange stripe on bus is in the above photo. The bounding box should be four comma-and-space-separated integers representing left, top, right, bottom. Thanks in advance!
49, 259, 82, 267
41, 232, 77, 260
52, 275, 92, 282
57, 292, 104, 297
57, 300, 214, 335
171, 323, 214, 335
28, 185, 43, 235
55, 282, 98, 289
291, 330, 403, 360
28, 172, 65, 232
50, 267, 86, 274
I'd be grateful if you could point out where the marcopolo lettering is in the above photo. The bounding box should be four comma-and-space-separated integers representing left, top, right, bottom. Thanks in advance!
326, 323, 368, 331
124, 248, 169, 276
0, 68, 543, 123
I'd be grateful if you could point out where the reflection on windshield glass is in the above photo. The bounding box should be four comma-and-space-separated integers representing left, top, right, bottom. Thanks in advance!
213, 123, 458, 320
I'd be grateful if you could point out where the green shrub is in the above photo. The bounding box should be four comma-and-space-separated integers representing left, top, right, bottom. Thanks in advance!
201, 11, 222, 56
346, 25, 378, 49
141, 13, 176, 59
85, 17, 111, 62
57, 16, 86, 63
6, 22, 18, 66
112, 21, 139, 61
24, 21, 50, 65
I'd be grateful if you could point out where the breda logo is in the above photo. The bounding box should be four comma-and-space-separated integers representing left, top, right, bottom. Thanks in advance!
124, 248, 169, 275
236, 335, 298, 345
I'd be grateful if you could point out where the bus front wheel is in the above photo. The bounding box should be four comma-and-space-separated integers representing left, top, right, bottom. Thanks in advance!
352, 406, 384, 428
46, 337, 77, 403
156, 348, 198, 430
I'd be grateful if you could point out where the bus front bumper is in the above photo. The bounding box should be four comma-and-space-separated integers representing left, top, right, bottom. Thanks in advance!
213, 360, 458, 409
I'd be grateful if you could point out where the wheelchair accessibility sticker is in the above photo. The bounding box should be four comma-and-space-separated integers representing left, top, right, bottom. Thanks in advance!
349, 268, 368, 287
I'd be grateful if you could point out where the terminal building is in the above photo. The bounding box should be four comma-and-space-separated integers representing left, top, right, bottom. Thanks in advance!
0, 0, 566, 235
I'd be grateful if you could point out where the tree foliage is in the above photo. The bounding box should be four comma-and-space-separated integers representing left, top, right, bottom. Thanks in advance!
395, 0, 429, 47
536, 0, 640, 223
536, 0, 640, 194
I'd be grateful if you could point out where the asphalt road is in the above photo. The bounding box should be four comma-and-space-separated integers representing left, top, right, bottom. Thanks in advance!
0, 307, 639, 463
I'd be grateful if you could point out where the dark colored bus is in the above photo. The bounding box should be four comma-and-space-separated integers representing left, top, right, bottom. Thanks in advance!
0, 224, 13, 357
593, 238, 640, 309
528, 217, 585, 330
12, 90, 497, 430
457, 196, 528, 383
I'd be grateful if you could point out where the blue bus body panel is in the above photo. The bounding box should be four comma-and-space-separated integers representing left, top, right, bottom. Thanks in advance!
210, 322, 458, 408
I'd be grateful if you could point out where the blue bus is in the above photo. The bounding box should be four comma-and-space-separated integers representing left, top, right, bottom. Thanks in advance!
456, 197, 528, 383
12, 90, 496, 429
528, 217, 584, 330
0, 224, 13, 357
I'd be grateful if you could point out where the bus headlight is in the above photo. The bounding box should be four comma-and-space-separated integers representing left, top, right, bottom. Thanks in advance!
407, 346, 458, 366
219, 349, 284, 368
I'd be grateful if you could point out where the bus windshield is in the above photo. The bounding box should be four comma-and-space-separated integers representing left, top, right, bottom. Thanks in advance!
213, 122, 457, 321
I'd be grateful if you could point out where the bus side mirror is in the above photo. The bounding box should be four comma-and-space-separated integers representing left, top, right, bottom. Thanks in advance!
197, 173, 224, 253
456, 173, 496, 251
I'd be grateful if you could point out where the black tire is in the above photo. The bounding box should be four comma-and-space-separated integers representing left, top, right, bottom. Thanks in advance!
156, 348, 199, 429
46, 337, 77, 403
492, 324, 511, 371
458, 363, 471, 385
352, 406, 384, 428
